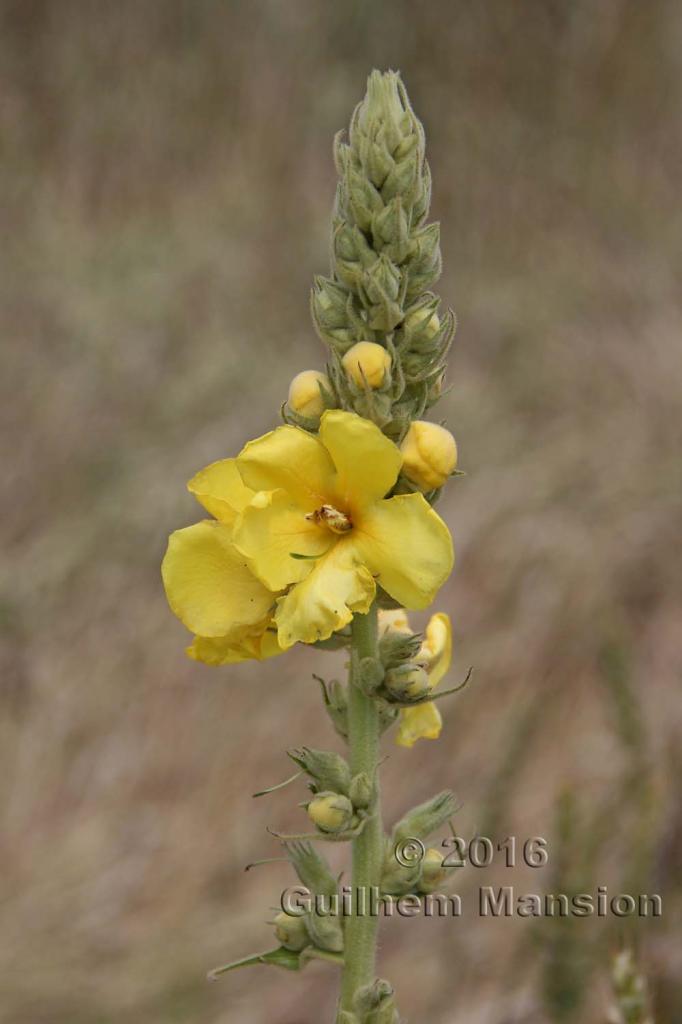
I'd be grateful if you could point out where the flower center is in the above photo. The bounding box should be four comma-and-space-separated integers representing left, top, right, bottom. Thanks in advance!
305, 503, 352, 534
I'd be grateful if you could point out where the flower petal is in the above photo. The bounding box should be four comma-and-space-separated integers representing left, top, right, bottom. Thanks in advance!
378, 608, 412, 635
319, 410, 402, 508
354, 493, 453, 609
161, 521, 276, 637
233, 489, 331, 591
275, 539, 376, 648
237, 425, 335, 511
187, 625, 285, 665
395, 702, 443, 748
422, 612, 452, 688
188, 458, 254, 524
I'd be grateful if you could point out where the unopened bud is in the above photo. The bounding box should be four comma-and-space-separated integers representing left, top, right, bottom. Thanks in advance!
400, 420, 457, 491
273, 911, 309, 951
288, 370, 330, 420
307, 792, 354, 833
354, 978, 400, 1024
304, 909, 344, 953
384, 663, 431, 702
349, 771, 373, 810
342, 341, 391, 389
419, 848, 447, 894
404, 307, 440, 342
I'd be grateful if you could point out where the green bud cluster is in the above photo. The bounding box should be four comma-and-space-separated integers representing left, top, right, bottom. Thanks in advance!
352, 978, 400, 1024
311, 69, 455, 439
379, 791, 457, 897
286, 746, 376, 840
270, 842, 345, 958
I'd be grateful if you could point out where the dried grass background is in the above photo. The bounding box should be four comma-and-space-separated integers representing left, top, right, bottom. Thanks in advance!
1, 2, 681, 1022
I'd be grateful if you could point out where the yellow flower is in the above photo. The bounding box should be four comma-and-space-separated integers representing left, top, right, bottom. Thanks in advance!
186, 624, 284, 666
400, 420, 457, 491
287, 369, 330, 419
161, 458, 284, 665
379, 609, 452, 748
341, 341, 391, 388
233, 410, 453, 648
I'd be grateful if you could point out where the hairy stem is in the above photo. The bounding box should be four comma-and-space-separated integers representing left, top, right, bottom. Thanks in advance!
339, 601, 382, 1015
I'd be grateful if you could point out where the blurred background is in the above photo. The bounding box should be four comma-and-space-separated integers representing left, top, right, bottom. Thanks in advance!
1, 1, 681, 1021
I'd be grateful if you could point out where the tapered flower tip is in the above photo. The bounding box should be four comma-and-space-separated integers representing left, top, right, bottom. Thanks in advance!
360, 69, 408, 133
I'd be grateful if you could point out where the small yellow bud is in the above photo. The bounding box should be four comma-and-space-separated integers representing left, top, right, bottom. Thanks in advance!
341, 341, 391, 388
404, 308, 440, 341
385, 663, 431, 702
419, 848, 447, 894
307, 792, 354, 833
400, 421, 457, 491
287, 370, 330, 419
273, 911, 309, 951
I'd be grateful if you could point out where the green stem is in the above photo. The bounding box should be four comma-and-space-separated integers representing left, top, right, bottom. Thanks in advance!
339, 601, 383, 1015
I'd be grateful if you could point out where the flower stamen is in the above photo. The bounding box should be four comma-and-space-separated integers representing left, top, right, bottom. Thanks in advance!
305, 504, 353, 534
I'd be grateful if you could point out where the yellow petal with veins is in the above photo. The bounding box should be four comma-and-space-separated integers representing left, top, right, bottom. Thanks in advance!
354, 492, 453, 609
396, 701, 443, 748
237, 425, 335, 511
421, 612, 452, 688
188, 458, 254, 524
233, 488, 331, 591
187, 624, 285, 665
319, 409, 402, 509
162, 521, 275, 638
275, 539, 375, 648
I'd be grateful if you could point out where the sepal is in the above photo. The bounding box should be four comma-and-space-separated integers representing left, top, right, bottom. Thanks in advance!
289, 746, 352, 796
304, 909, 344, 953
285, 840, 339, 898
207, 945, 304, 980
354, 979, 400, 1024
391, 789, 458, 843
315, 675, 349, 740
349, 771, 374, 810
